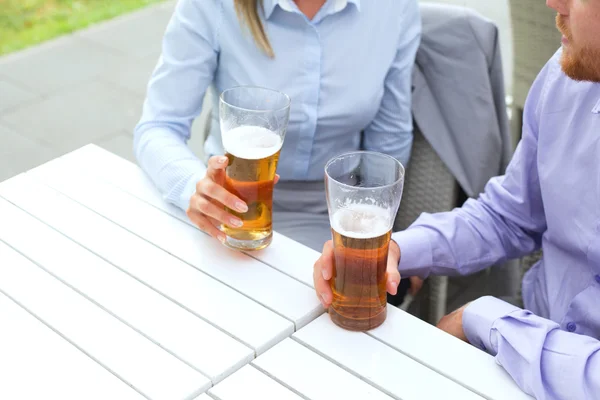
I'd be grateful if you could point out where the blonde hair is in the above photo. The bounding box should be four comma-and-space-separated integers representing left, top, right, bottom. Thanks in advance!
234, 0, 275, 58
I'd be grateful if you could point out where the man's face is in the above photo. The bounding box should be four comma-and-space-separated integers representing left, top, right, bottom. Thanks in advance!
548, 0, 600, 82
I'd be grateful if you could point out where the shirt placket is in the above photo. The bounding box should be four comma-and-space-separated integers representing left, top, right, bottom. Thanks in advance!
293, 22, 321, 178
279, 0, 342, 179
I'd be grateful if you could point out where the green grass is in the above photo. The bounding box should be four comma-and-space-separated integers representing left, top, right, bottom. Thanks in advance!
0, 0, 167, 56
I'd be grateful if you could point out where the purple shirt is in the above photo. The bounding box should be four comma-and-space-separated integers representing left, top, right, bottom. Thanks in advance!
393, 49, 600, 400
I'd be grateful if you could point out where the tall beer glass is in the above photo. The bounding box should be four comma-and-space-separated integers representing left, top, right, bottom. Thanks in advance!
325, 151, 404, 331
219, 86, 291, 251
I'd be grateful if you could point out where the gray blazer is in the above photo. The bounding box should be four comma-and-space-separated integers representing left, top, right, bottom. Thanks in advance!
413, 3, 513, 198
412, 4, 520, 306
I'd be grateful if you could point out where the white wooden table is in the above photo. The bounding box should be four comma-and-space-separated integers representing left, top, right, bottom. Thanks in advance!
0, 145, 531, 400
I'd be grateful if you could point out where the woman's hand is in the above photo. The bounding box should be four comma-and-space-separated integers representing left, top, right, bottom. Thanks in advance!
186, 155, 248, 241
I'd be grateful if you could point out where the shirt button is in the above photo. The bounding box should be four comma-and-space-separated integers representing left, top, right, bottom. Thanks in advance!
567, 322, 577, 332
595, 274, 600, 285
298, 112, 310, 123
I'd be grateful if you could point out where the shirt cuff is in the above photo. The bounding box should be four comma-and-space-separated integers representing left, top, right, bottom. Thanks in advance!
391, 227, 433, 278
176, 171, 205, 212
463, 296, 520, 355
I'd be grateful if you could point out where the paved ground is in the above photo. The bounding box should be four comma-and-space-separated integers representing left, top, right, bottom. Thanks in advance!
0, 0, 212, 182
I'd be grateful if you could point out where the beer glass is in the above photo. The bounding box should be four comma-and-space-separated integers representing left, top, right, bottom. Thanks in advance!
219, 86, 291, 251
325, 151, 404, 331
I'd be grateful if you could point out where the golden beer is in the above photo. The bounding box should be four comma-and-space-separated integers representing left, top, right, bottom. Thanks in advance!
329, 204, 392, 331
221, 125, 282, 250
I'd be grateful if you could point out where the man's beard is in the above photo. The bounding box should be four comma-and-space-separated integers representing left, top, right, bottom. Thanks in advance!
556, 14, 600, 83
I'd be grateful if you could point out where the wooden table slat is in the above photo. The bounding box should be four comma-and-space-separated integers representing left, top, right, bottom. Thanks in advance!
209, 365, 304, 400
0, 292, 145, 400
369, 305, 532, 400
0, 242, 210, 400
192, 395, 213, 400
294, 314, 483, 400
0, 197, 254, 383
0, 175, 293, 355
26, 158, 323, 329
252, 338, 393, 400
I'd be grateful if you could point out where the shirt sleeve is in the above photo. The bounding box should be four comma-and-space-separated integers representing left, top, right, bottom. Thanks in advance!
133, 0, 220, 211
391, 49, 554, 279
362, 0, 421, 168
463, 296, 600, 400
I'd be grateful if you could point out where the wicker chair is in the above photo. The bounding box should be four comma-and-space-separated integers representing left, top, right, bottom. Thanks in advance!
393, 125, 458, 324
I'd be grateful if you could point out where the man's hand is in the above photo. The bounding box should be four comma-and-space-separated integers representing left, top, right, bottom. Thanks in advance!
187, 156, 246, 242
313, 239, 401, 308
436, 303, 469, 342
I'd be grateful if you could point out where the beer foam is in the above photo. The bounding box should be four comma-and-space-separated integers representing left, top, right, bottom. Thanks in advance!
223, 125, 282, 160
331, 204, 392, 239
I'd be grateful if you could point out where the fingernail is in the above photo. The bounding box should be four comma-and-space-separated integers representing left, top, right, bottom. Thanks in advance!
230, 217, 243, 227
236, 202, 248, 213
390, 281, 398, 288
322, 269, 329, 280
218, 156, 228, 164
